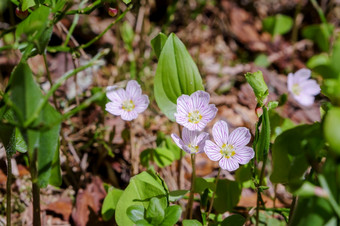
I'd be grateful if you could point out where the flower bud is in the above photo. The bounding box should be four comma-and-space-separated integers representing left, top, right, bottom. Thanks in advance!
108, 7, 118, 17
15, 7, 28, 20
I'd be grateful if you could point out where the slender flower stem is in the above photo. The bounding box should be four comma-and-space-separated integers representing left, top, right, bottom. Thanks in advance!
288, 196, 297, 224
256, 155, 267, 226
177, 124, 183, 189
6, 155, 12, 226
129, 121, 138, 176
32, 182, 41, 226
186, 154, 196, 219
206, 167, 221, 220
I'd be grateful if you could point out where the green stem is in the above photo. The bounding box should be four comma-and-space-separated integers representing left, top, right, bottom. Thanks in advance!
23, 49, 109, 128
77, 5, 133, 50
6, 155, 12, 226
206, 167, 221, 221
318, 174, 340, 218
32, 182, 41, 226
256, 156, 267, 226
177, 124, 183, 189
186, 154, 196, 219
288, 196, 297, 224
65, 0, 102, 15
310, 0, 328, 25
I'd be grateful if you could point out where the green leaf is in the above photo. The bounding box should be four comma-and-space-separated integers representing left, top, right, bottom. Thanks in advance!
289, 196, 333, 226
302, 24, 334, 52
140, 148, 152, 168
120, 21, 134, 48
194, 177, 214, 194
154, 147, 175, 168
122, 0, 131, 4
48, 140, 61, 187
9, 62, 61, 187
182, 219, 203, 226
235, 164, 252, 188
324, 107, 340, 154
307, 54, 338, 79
168, 190, 189, 202
151, 33, 168, 59
154, 33, 204, 121
136, 219, 153, 226
321, 78, 340, 104
256, 107, 270, 162
262, 14, 293, 36
244, 70, 268, 106
115, 170, 168, 226
22, 0, 36, 11
269, 110, 295, 142
330, 38, 340, 73
160, 205, 182, 226
127, 205, 145, 223
146, 197, 165, 225
221, 214, 246, 226
213, 179, 242, 213
270, 123, 324, 190
164, 136, 185, 160
101, 187, 123, 221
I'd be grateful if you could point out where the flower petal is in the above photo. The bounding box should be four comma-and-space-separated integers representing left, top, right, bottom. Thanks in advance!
105, 102, 122, 116
287, 73, 294, 92
126, 80, 142, 98
171, 133, 185, 151
182, 127, 199, 145
197, 132, 210, 153
219, 157, 239, 171
228, 127, 251, 148
294, 93, 315, 106
200, 104, 218, 122
204, 140, 222, 161
190, 91, 210, 110
176, 94, 191, 115
212, 120, 229, 147
300, 80, 320, 96
121, 110, 138, 121
106, 88, 127, 103
134, 94, 150, 113
295, 68, 311, 82
233, 146, 255, 164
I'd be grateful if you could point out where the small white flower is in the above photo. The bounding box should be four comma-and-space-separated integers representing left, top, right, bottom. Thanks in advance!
204, 120, 254, 171
174, 91, 218, 131
171, 127, 209, 154
287, 68, 321, 106
105, 80, 149, 121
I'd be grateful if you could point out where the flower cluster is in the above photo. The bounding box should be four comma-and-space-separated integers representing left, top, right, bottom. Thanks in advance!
106, 80, 149, 121
287, 68, 320, 107
171, 90, 254, 171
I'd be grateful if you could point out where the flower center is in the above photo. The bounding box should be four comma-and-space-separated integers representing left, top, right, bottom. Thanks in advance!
122, 100, 135, 112
220, 144, 236, 159
188, 110, 202, 124
188, 143, 199, 153
292, 83, 301, 96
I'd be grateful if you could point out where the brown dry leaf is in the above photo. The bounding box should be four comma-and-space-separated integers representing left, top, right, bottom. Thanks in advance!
0, 169, 7, 186
238, 189, 286, 208
46, 199, 72, 221
17, 164, 30, 177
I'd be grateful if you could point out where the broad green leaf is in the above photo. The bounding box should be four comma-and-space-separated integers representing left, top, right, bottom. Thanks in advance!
330, 38, 340, 73
221, 214, 246, 226
289, 196, 333, 226
127, 205, 145, 223
307, 54, 338, 79
160, 205, 182, 226
321, 78, 340, 104
194, 177, 214, 194
154, 33, 204, 121
9, 62, 61, 187
256, 106, 270, 162
302, 24, 334, 52
154, 147, 175, 168
146, 197, 165, 225
244, 70, 268, 106
168, 190, 189, 202
164, 136, 185, 160
22, 0, 35, 11
16, 5, 51, 40
270, 123, 324, 189
262, 14, 293, 36
269, 110, 295, 142
324, 107, 340, 155
182, 219, 202, 226
115, 170, 168, 226
140, 148, 152, 168
136, 219, 153, 226
213, 179, 242, 213
101, 187, 123, 221
235, 164, 252, 188
48, 140, 61, 187
151, 33, 168, 59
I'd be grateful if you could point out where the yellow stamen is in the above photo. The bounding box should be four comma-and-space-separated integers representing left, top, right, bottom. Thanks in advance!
188, 110, 202, 124
122, 100, 135, 112
188, 144, 199, 153
220, 144, 236, 158
292, 83, 301, 96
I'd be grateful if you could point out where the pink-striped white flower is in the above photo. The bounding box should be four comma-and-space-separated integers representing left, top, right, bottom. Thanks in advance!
287, 68, 320, 106
174, 91, 218, 131
204, 120, 254, 171
171, 128, 209, 154
105, 80, 149, 121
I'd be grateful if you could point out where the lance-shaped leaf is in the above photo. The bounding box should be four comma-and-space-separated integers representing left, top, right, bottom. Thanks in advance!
154, 33, 204, 121
151, 33, 168, 59
9, 62, 61, 187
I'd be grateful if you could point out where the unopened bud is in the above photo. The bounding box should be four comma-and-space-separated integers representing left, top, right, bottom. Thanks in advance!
255, 106, 263, 118
15, 7, 28, 20
108, 7, 118, 17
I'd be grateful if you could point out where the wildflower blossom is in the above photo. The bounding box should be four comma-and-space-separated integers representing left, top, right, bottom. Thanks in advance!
287, 68, 320, 107
171, 127, 209, 154
105, 80, 149, 121
204, 120, 254, 171
174, 91, 218, 131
